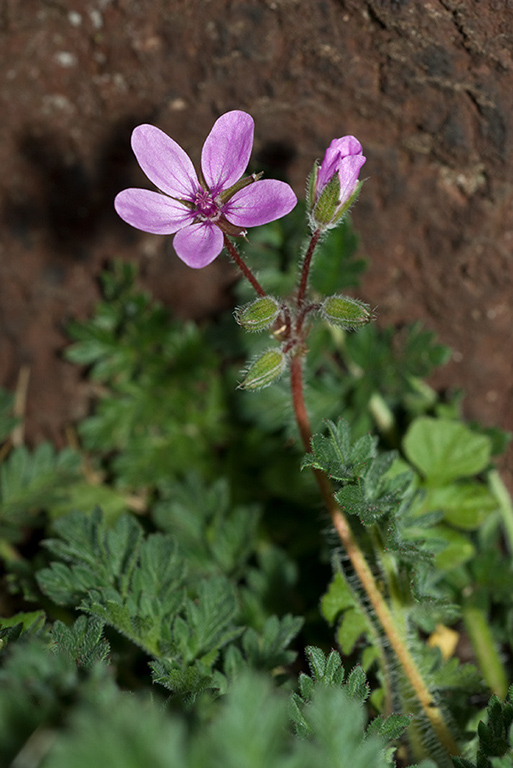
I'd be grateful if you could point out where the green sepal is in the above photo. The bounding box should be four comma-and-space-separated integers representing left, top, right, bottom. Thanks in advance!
235, 297, 280, 332
312, 172, 341, 225
306, 162, 319, 212
239, 349, 287, 391
219, 172, 263, 204
332, 179, 364, 224
321, 295, 373, 330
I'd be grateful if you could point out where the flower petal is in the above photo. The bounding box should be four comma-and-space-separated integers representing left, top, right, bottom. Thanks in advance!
172, 221, 224, 268
114, 188, 194, 234
337, 154, 367, 202
131, 124, 199, 199
224, 179, 297, 227
201, 111, 254, 193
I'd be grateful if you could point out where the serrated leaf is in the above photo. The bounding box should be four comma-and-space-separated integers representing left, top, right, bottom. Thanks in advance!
0, 444, 81, 538
304, 419, 377, 483
37, 511, 187, 658
242, 614, 303, 670
346, 665, 369, 701
51, 615, 109, 668
367, 712, 411, 742
306, 645, 327, 679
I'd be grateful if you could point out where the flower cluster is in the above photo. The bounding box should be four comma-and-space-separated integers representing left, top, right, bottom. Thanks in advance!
115, 111, 297, 268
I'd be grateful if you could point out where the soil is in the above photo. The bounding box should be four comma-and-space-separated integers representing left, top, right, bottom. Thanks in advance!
1, 0, 513, 486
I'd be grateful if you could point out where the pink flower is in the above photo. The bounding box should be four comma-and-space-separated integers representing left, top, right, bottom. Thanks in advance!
309, 136, 366, 228
114, 111, 297, 268
316, 136, 366, 203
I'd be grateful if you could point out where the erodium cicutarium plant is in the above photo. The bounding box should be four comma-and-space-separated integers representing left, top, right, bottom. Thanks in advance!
112, 110, 513, 767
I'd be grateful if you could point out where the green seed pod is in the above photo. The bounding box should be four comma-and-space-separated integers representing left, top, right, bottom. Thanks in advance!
321, 295, 373, 330
239, 349, 287, 390
235, 296, 280, 332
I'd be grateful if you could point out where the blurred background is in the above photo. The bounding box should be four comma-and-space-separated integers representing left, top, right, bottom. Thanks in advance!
1, 0, 512, 485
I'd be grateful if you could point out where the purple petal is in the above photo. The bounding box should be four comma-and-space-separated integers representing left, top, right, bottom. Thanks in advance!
329, 136, 363, 156
224, 180, 297, 227
131, 124, 199, 199
172, 221, 224, 268
337, 154, 367, 201
317, 135, 364, 190
201, 111, 254, 194
114, 189, 194, 234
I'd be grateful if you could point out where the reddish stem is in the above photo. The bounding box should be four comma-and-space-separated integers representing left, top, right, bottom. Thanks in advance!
289, 355, 312, 450
295, 302, 321, 336
223, 234, 266, 297
296, 228, 321, 308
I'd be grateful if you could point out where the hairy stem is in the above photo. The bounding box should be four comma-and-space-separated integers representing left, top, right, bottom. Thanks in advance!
223, 235, 266, 297
297, 229, 321, 307
289, 355, 460, 759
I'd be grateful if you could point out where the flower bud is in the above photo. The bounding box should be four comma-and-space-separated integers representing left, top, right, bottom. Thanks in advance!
309, 136, 366, 229
321, 295, 373, 330
239, 349, 287, 390
235, 296, 280, 332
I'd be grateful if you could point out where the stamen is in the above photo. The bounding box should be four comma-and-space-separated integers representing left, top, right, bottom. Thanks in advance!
194, 188, 220, 220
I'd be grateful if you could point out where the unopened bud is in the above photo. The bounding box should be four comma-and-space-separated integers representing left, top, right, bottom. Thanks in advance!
308, 136, 366, 231
321, 295, 373, 330
239, 349, 287, 390
235, 297, 280, 332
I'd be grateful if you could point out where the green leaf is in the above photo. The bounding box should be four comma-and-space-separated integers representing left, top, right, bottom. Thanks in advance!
337, 607, 370, 655
153, 475, 260, 579
367, 712, 411, 742
414, 524, 475, 570
51, 615, 109, 668
241, 614, 303, 670
49, 481, 129, 522
0, 610, 46, 647
180, 577, 242, 663
422, 483, 498, 530
403, 417, 491, 485
37, 510, 187, 658
345, 665, 370, 702
304, 419, 377, 482
0, 444, 81, 539
321, 571, 357, 623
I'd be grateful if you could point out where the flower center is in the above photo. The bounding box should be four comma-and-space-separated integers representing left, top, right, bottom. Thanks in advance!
194, 188, 220, 220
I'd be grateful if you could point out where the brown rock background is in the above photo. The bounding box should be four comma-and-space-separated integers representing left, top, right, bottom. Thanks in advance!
1, 0, 512, 484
